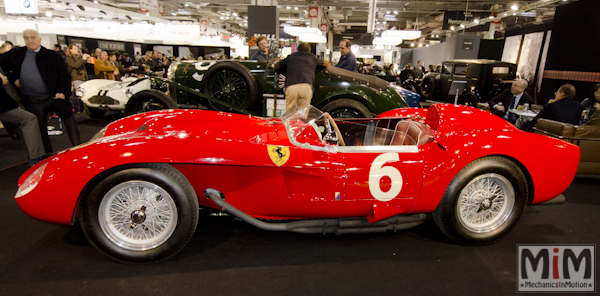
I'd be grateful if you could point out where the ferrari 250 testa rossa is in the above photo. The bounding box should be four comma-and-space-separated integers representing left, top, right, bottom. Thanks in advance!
14, 104, 580, 262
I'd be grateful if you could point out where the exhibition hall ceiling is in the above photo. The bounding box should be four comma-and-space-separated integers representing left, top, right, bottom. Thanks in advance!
0, 0, 575, 40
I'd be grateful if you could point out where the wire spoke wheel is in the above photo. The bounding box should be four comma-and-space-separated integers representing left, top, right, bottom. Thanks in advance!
207, 70, 249, 109
136, 99, 166, 113
456, 173, 514, 233
330, 108, 362, 118
98, 180, 178, 251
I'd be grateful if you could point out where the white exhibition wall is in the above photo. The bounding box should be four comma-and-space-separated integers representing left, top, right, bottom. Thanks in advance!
0, 19, 244, 48
404, 35, 480, 68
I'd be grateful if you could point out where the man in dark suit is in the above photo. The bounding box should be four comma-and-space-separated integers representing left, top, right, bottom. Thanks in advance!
532, 84, 583, 126
0, 29, 80, 154
488, 79, 534, 124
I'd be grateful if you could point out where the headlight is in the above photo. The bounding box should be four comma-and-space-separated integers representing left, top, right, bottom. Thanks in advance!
75, 86, 84, 97
90, 126, 108, 142
15, 163, 48, 198
167, 62, 179, 81
126, 87, 135, 98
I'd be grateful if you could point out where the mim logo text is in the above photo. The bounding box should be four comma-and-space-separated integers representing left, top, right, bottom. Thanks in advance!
517, 244, 595, 292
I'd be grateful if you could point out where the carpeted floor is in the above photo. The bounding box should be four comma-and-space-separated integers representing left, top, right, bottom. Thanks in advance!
0, 111, 598, 295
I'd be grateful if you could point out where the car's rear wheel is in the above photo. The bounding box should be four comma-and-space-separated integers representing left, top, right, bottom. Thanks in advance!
80, 164, 199, 263
322, 99, 372, 118
201, 61, 258, 112
420, 76, 437, 99
433, 156, 527, 245
124, 90, 178, 116
83, 104, 106, 118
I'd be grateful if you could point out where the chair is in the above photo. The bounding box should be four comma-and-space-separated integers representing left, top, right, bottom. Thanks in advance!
534, 117, 600, 175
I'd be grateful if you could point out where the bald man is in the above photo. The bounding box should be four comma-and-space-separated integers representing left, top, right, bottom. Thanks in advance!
488, 79, 534, 123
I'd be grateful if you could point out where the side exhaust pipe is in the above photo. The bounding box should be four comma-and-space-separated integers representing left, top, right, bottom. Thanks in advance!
204, 188, 427, 235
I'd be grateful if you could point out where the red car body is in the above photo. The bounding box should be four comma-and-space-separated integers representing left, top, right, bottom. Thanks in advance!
14, 104, 580, 262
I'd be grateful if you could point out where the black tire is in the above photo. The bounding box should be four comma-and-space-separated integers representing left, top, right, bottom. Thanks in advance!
322, 99, 372, 118
460, 92, 478, 106
401, 81, 418, 94
83, 104, 106, 118
201, 61, 258, 112
80, 164, 199, 263
420, 75, 437, 99
433, 156, 527, 245
124, 89, 178, 116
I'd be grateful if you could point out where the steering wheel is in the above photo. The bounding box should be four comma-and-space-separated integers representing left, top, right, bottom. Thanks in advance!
323, 112, 346, 146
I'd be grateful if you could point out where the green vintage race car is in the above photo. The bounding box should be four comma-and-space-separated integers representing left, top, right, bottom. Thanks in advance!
161, 58, 417, 118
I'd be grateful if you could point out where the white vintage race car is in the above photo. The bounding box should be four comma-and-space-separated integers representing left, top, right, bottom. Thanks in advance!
75, 61, 216, 118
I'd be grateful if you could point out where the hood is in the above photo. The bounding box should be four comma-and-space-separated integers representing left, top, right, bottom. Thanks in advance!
104, 109, 280, 142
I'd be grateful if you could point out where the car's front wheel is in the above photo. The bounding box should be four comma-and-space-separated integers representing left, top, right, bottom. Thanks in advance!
124, 90, 178, 116
83, 104, 106, 118
433, 156, 527, 245
322, 99, 372, 118
80, 164, 199, 263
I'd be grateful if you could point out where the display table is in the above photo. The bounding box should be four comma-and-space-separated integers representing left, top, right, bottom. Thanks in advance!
509, 109, 538, 129
508, 109, 538, 118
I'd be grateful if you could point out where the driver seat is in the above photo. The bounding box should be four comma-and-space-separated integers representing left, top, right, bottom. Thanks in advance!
391, 119, 434, 146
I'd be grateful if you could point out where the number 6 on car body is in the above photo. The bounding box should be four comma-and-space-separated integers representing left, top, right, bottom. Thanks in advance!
369, 153, 403, 201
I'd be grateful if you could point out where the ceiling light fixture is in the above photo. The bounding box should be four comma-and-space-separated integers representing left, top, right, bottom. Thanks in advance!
511, 4, 519, 11
45, 11, 53, 17
69, 15, 76, 21
450, 25, 455, 30
474, 19, 479, 24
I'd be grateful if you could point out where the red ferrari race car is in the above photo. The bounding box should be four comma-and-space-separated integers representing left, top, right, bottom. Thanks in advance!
14, 104, 579, 263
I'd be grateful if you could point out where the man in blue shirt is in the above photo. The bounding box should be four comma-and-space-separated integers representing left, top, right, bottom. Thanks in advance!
337, 39, 357, 72
250, 36, 269, 61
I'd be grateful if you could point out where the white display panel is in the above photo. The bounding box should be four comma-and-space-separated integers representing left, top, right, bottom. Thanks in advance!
501, 35, 522, 64
517, 31, 544, 83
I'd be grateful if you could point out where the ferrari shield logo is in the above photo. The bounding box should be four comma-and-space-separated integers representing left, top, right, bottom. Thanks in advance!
267, 145, 290, 166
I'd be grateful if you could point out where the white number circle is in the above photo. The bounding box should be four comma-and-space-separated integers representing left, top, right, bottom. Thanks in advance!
369, 153, 403, 202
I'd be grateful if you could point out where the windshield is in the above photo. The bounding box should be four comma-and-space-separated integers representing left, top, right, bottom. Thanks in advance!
281, 105, 330, 149
281, 105, 434, 151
